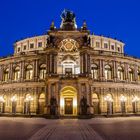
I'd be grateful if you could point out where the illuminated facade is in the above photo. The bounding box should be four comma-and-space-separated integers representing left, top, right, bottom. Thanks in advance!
0, 10, 140, 116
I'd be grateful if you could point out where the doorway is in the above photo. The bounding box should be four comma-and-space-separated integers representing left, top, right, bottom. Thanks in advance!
38, 93, 45, 114
92, 93, 100, 114
60, 86, 77, 115
65, 98, 73, 114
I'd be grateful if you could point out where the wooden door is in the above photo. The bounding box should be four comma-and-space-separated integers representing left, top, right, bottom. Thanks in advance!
65, 98, 73, 114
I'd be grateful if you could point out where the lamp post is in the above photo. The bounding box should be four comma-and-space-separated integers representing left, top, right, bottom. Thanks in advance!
132, 96, 140, 113
25, 95, 33, 115
104, 95, 113, 116
120, 95, 127, 114
11, 96, 17, 114
0, 96, 5, 113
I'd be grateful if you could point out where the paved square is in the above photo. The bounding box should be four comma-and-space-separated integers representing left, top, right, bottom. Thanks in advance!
0, 117, 140, 140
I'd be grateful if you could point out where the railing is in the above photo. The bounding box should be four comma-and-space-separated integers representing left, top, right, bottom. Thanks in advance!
92, 50, 140, 60
59, 74, 79, 79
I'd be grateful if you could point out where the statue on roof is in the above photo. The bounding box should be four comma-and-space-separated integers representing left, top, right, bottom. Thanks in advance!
60, 9, 77, 30
61, 9, 76, 22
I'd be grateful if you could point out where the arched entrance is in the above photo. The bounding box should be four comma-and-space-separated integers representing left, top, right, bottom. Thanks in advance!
24, 94, 33, 114
92, 93, 100, 114
60, 86, 77, 115
105, 94, 113, 114
38, 93, 45, 114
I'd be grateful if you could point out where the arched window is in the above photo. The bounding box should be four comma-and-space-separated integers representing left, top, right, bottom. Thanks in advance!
91, 64, 98, 79
25, 65, 33, 80
14, 66, 20, 81
3, 68, 9, 82
128, 68, 133, 81
117, 66, 124, 80
137, 70, 140, 81
104, 65, 112, 80
39, 64, 46, 79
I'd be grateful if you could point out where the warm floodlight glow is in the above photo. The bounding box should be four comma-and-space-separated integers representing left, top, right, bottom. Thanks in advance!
60, 98, 64, 107
0, 96, 5, 102
25, 95, 33, 102
11, 96, 17, 102
73, 98, 77, 107
132, 96, 140, 102
104, 95, 113, 102
120, 95, 127, 102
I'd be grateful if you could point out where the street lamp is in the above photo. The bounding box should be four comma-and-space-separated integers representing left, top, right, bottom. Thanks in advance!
120, 95, 127, 114
25, 95, 33, 115
132, 96, 140, 113
104, 95, 113, 116
11, 96, 17, 114
0, 96, 5, 113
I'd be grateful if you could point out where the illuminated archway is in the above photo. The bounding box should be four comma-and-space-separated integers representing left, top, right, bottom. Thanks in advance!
38, 93, 45, 114
92, 93, 99, 114
60, 86, 77, 115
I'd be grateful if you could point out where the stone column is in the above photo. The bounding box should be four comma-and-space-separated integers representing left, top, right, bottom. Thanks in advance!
0, 65, 3, 81
99, 60, 104, 81
35, 88, 39, 114
56, 82, 59, 115
134, 65, 138, 82
101, 37, 103, 49
47, 83, 51, 105
80, 53, 83, 74
124, 63, 128, 81
20, 61, 25, 81
99, 88, 103, 114
46, 55, 48, 74
87, 54, 90, 74
54, 54, 57, 74
86, 83, 92, 114
34, 59, 39, 81
99, 60, 102, 80
42, 86, 47, 114
33, 60, 36, 81
77, 83, 81, 115
113, 61, 117, 81
82, 53, 85, 74
81, 52, 89, 75
85, 53, 88, 73
46, 54, 50, 74
9, 63, 13, 81
50, 54, 52, 73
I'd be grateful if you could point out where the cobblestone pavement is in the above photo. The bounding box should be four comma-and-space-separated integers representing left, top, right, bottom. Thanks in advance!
0, 117, 140, 140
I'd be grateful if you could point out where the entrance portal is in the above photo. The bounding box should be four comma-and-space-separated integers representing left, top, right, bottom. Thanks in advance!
65, 98, 73, 114
60, 86, 77, 115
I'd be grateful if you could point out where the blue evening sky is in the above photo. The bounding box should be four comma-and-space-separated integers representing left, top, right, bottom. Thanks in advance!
0, 0, 140, 57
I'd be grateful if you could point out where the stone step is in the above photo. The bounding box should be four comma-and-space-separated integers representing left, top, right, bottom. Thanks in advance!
59, 115, 78, 119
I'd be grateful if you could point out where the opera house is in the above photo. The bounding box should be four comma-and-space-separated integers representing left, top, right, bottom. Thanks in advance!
0, 10, 140, 117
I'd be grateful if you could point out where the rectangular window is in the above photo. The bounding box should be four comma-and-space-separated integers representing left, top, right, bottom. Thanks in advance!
104, 43, 108, 49
38, 42, 42, 47
23, 45, 26, 50
30, 43, 34, 49
111, 45, 114, 50
118, 47, 120, 52
96, 42, 100, 48
17, 47, 20, 52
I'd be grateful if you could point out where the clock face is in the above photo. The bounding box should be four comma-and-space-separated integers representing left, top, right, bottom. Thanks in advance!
59, 38, 79, 52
